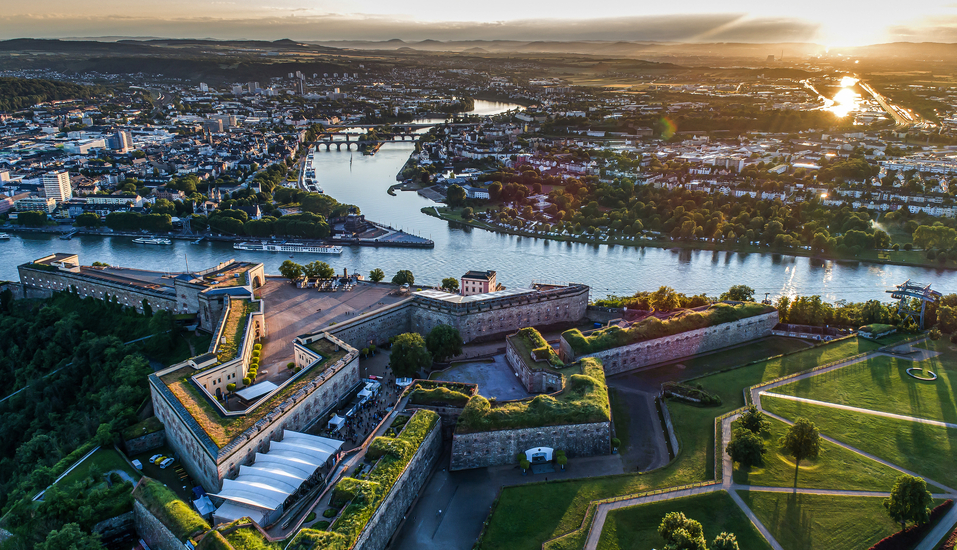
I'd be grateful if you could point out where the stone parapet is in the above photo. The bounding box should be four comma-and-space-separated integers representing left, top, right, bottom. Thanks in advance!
450, 421, 610, 471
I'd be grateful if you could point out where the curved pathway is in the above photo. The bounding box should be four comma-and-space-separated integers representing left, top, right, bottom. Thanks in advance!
584, 342, 957, 550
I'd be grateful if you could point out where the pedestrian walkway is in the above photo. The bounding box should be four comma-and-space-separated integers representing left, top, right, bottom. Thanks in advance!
759, 391, 957, 430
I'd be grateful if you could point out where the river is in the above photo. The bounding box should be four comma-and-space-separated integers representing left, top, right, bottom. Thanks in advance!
2, 99, 955, 302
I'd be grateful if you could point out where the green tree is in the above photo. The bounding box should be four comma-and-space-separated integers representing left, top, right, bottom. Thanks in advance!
369, 268, 385, 282
462, 207, 474, 220
303, 261, 335, 279
658, 512, 707, 550
779, 417, 821, 488
884, 474, 933, 532
649, 286, 681, 312
441, 277, 460, 293
720, 285, 755, 302
279, 260, 304, 281
739, 405, 771, 434
712, 532, 740, 550
392, 270, 415, 286
74, 213, 101, 228
447, 184, 467, 207
938, 305, 957, 333
425, 324, 463, 362
389, 333, 432, 377
726, 427, 766, 468
35, 523, 103, 550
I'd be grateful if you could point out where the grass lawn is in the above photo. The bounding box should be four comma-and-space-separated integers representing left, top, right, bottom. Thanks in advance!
671, 336, 812, 377
56, 447, 141, 489
731, 416, 901, 491
763, 395, 957, 489
597, 491, 772, 550
737, 491, 902, 550
478, 338, 878, 550
609, 387, 631, 451
771, 353, 956, 423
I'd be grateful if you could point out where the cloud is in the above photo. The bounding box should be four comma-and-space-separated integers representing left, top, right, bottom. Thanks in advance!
0, 13, 822, 43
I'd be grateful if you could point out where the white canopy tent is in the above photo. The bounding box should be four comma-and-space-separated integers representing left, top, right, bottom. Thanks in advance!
327, 414, 346, 432
212, 431, 344, 527
235, 381, 278, 402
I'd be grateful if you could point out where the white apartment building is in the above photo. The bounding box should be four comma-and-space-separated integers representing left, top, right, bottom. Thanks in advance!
43, 171, 72, 202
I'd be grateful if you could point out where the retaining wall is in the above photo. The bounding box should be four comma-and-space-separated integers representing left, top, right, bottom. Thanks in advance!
124, 430, 166, 455
449, 421, 610, 471
133, 500, 183, 550
353, 417, 443, 550
504, 336, 562, 393
561, 311, 779, 376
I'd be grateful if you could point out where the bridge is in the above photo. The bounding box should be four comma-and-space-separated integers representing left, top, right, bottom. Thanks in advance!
304, 132, 421, 151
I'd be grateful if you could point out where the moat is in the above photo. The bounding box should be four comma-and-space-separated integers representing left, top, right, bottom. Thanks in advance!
3, 99, 956, 301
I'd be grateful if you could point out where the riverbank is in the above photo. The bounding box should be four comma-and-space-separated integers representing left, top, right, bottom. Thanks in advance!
421, 206, 955, 272
2, 223, 434, 249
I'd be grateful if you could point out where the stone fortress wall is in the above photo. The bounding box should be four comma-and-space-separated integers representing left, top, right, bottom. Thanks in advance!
411, 284, 590, 344
18, 263, 179, 315
561, 310, 779, 376
352, 416, 443, 550
450, 421, 610, 471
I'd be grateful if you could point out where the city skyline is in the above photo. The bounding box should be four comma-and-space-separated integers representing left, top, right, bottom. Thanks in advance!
4, 0, 957, 47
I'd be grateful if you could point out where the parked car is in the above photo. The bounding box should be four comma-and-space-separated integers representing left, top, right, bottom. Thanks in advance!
149, 454, 163, 465
159, 457, 175, 469
132, 459, 143, 471
151, 455, 167, 465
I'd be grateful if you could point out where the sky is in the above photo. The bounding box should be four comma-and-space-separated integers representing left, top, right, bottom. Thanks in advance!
3, 0, 957, 46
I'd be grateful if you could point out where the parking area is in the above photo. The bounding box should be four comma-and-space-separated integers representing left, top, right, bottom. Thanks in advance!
129, 444, 198, 502
430, 355, 530, 401
257, 279, 406, 370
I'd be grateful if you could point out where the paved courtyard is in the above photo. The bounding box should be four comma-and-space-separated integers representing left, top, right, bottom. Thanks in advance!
430, 355, 530, 401
257, 278, 405, 370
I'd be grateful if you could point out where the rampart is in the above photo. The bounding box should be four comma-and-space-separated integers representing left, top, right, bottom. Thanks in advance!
449, 421, 610, 470
352, 415, 443, 550
560, 310, 779, 376
150, 333, 360, 492
326, 297, 415, 349
134, 500, 184, 550
505, 334, 563, 393
410, 284, 589, 343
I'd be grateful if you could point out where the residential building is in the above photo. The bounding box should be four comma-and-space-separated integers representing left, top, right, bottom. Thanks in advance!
461, 270, 497, 296
42, 171, 72, 202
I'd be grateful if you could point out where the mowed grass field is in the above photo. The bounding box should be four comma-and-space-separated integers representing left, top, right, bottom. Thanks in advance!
763, 395, 957, 490
771, 341, 957, 423
597, 491, 772, 550
478, 337, 884, 550
737, 491, 903, 550
731, 416, 901, 491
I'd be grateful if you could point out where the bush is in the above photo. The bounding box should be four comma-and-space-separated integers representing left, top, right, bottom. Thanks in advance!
251, 349, 260, 357
323, 508, 338, 518
408, 385, 470, 408
662, 382, 722, 406
243, 376, 252, 385
519, 458, 530, 470
904, 243, 913, 251
611, 438, 621, 448
253, 343, 262, 351
305, 512, 317, 523
315, 521, 330, 530
287, 362, 296, 369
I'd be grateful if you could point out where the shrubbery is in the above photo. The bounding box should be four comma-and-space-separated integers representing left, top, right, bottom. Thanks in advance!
563, 303, 774, 355
662, 382, 722, 406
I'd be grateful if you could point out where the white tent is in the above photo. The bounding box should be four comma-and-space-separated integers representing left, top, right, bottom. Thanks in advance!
235, 381, 278, 402
327, 414, 346, 431
212, 431, 344, 527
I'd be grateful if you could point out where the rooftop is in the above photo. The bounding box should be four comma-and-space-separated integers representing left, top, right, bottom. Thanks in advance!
156, 336, 351, 450
462, 270, 495, 280
415, 286, 535, 304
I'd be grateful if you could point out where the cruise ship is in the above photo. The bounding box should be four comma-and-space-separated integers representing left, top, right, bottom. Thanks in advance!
132, 237, 172, 245
0, 233, 10, 240
234, 242, 343, 254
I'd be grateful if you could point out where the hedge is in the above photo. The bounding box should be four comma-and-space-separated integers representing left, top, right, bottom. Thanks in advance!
408, 385, 471, 408
662, 382, 722, 406
455, 357, 610, 433
562, 302, 775, 355
133, 477, 210, 540
867, 500, 953, 550
329, 410, 439, 547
